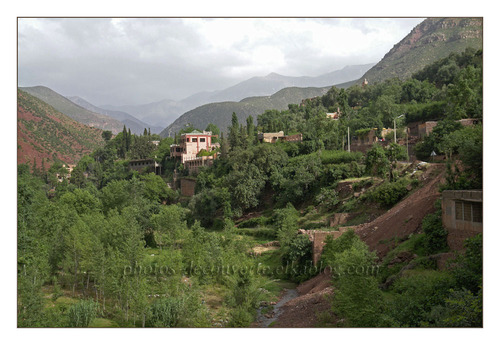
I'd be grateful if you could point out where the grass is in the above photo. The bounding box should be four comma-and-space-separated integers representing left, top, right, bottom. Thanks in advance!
89, 318, 119, 327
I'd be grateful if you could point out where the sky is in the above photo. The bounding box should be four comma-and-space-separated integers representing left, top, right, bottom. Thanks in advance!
18, 17, 424, 106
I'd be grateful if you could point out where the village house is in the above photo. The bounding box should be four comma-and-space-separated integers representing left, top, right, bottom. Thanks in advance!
257, 131, 303, 144
350, 128, 381, 153
441, 190, 483, 251
326, 107, 341, 120
128, 158, 161, 175
169, 130, 220, 173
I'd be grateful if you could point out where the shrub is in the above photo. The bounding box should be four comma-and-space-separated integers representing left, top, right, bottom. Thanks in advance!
320, 150, 363, 165
238, 216, 270, 228
272, 203, 299, 247
67, 299, 98, 327
315, 187, 339, 211
148, 297, 184, 327
363, 179, 409, 207
422, 210, 448, 254
388, 270, 456, 327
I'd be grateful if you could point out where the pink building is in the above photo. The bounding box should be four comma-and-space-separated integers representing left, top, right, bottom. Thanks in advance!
170, 130, 219, 164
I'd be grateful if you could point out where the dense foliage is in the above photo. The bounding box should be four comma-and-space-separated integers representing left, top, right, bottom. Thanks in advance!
18, 49, 482, 328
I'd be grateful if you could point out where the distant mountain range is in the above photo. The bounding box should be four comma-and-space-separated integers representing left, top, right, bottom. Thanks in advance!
160, 86, 331, 137
359, 17, 482, 83
17, 89, 104, 169
160, 17, 483, 137
101, 63, 375, 129
67, 96, 163, 135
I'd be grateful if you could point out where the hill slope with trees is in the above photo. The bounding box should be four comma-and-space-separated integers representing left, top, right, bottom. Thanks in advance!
160, 86, 330, 137
17, 89, 105, 170
360, 17, 482, 83
20, 86, 124, 134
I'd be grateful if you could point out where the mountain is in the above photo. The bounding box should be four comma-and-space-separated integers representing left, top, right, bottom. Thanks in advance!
360, 17, 482, 84
67, 96, 163, 135
102, 63, 373, 129
100, 98, 186, 129
20, 86, 124, 134
17, 89, 104, 169
160, 86, 330, 137
201, 64, 375, 103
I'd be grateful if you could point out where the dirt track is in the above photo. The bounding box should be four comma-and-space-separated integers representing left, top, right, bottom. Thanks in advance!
355, 163, 446, 257
270, 163, 446, 327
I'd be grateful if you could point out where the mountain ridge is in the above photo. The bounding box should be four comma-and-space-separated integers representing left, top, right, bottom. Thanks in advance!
359, 17, 482, 84
160, 86, 331, 137
100, 63, 374, 128
67, 96, 163, 135
17, 89, 104, 169
20, 86, 124, 134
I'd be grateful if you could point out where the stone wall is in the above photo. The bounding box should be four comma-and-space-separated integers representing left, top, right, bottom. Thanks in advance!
299, 228, 353, 265
180, 178, 196, 197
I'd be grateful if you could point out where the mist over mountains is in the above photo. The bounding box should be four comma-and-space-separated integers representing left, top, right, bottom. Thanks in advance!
99, 63, 375, 128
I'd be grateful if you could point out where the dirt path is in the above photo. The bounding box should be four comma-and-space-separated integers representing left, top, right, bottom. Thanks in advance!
356, 163, 446, 257
265, 164, 447, 327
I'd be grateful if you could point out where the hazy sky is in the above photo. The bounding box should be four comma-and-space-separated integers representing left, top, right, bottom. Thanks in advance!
18, 17, 424, 106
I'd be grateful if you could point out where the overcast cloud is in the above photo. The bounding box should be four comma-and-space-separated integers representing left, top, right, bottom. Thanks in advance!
18, 17, 424, 106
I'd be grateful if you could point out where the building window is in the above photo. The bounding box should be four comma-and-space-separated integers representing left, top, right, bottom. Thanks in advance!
192, 137, 198, 142
186, 138, 190, 142
455, 201, 482, 223
200, 138, 205, 142
472, 202, 483, 223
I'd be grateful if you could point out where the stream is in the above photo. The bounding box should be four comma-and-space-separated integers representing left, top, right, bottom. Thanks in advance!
256, 288, 299, 327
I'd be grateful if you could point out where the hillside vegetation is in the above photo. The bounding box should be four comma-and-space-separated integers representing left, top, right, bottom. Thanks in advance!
161, 86, 329, 137
17, 89, 105, 169
20, 86, 124, 134
18, 47, 482, 328
361, 17, 482, 83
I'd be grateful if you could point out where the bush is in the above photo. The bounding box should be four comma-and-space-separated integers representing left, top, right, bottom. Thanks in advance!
363, 179, 409, 207
148, 297, 183, 327
422, 210, 448, 254
238, 216, 270, 228
320, 150, 363, 165
272, 203, 299, 247
388, 270, 456, 327
67, 299, 98, 327
227, 306, 254, 327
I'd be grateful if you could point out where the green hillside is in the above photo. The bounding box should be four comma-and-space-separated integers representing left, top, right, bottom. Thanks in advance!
361, 17, 482, 84
161, 86, 330, 136
20, 86, 124, 134
17, 89, 105, 169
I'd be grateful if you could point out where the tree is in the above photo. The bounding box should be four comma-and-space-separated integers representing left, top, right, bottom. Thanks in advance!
228, 112, 241, 150
246, 115, 256, 145
364, 144, 390, 178
273, 203, 299, 248
322, 231, 390, 327
150, 204, 188, 249
102, 130, 113, 142
129, 136, 155, 160
385, 143, 408, 181
205, 123, 220, 143
140, 173, 175, 204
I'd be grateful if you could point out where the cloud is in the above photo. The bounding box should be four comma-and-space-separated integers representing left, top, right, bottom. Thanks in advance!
17, 17, 424, 106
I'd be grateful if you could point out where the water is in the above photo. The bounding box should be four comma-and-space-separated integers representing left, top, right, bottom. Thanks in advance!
256, 288, 299, 327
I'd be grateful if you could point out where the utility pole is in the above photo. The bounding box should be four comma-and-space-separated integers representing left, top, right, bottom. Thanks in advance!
394, 114, 404, 143
394, 119, 397, 143
347, 127, 350, 152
